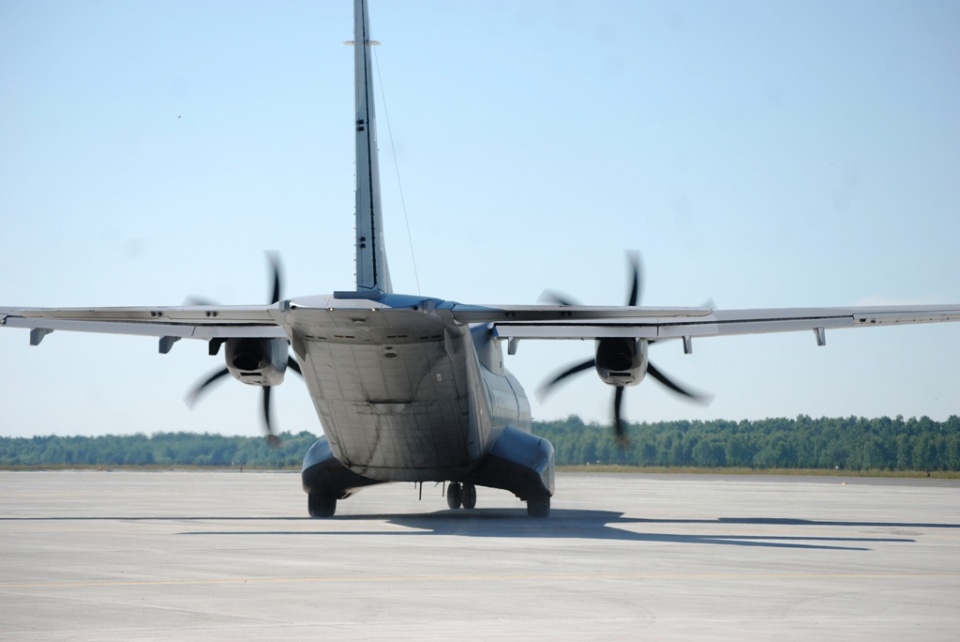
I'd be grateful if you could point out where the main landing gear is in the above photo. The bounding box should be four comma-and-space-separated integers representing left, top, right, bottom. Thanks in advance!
526, 492, 550, 518
308, 493, 337, 518
446, 482, 477, 510
448, 482, 550, 517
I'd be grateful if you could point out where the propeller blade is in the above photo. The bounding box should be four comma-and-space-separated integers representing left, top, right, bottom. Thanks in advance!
185, 367, 230, 407
183, 296, 219, 306
647, 362, 712, 404
612, 385, 630, 447
183, 255, 295, 446
540, 290, 580, 307
261, 386, 281, 447
538, 358, 596, 399
287, 355, 302, 377
626, 251, 642, 307
267, 252, 282, 304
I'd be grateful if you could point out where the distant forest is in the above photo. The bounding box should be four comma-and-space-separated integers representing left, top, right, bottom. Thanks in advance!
2, 415, 959, 471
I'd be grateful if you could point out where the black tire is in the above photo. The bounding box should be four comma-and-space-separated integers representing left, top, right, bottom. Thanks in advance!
446, 482, 462, 509
526, 493, 550, 518
308, 493, 337, 518
462, 483, 477, 510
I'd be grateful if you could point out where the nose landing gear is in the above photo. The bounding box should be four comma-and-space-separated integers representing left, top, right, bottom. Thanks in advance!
446, 482, 477, 510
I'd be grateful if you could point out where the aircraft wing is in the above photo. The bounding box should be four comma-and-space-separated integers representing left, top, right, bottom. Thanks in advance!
446, 304, 960, 345
5, 298, 960, 348
0, 304, 287, 345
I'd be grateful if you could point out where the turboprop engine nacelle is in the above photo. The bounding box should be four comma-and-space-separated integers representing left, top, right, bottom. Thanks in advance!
595, 338, 648, 387
225, 338, 290, 386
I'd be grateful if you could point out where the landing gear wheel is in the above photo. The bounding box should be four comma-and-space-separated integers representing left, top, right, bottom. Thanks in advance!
461, 483, 477, 510
526, 493, 551, 518
446, 482, 462, 509
308, 493, 337, 518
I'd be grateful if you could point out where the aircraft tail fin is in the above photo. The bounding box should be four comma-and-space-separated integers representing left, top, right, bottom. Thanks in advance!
352, 0, 392, 293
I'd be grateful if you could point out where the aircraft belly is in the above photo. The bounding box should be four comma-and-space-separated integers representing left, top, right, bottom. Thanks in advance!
298, 336, 474, 481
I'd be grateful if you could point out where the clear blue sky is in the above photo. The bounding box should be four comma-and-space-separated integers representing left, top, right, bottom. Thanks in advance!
2, 0, 959, 438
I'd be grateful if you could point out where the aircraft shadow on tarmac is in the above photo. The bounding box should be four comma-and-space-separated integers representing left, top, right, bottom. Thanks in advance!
171, 509, 960, 551
7, 511, 957, 551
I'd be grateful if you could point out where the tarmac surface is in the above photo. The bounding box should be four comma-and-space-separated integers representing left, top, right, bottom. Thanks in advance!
1, 470, 958, 641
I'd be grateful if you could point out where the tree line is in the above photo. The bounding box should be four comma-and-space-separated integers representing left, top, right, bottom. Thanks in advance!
1, 415, 959, 471
0, 431, 319, 469
541, 414, 960, 471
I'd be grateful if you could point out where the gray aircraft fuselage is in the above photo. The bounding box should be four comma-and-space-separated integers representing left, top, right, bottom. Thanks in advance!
294, 290, 553, 515
294, 0, 555, 516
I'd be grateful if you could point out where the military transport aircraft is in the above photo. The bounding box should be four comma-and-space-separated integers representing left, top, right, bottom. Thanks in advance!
3, 0, 960, 518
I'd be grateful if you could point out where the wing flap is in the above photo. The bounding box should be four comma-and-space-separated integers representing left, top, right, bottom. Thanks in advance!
0, 305, 287, 340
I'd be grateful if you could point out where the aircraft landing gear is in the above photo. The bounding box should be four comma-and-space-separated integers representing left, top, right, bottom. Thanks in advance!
308, 493, 337, 518
461, 483, 477, 510
446, 482, 462, 509
526, 493, 550, 518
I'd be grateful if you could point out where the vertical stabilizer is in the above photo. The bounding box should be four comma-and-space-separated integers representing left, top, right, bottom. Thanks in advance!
353, 0, 392, 293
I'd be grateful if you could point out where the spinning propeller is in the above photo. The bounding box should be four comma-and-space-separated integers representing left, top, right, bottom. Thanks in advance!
538, 252, 710, 446
185, 254, 301, 446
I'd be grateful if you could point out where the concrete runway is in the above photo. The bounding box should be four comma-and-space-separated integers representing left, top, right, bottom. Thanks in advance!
1, 471, 958, 641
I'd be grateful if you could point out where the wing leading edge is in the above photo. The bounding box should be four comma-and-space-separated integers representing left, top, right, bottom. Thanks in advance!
0, 304, 287, 343
458, 304, 960, 344
4, 299, 960, 347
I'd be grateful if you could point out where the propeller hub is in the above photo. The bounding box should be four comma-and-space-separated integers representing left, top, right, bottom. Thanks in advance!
537, 251, 710, 447
595, 338, 646, 386
183, 253, 302, 447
